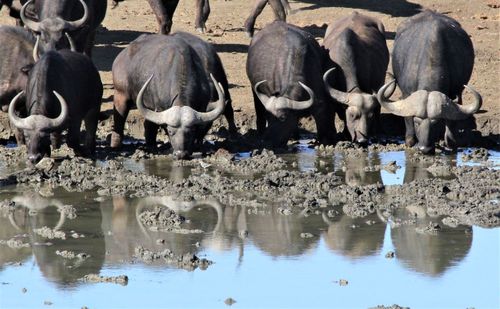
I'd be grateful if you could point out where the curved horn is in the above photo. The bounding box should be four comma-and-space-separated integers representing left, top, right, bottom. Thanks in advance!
323, 68, 348, 105
136, 74, 172, 125
254, 80, 272, 109
33, 34, 40, 61
381, 72, 397, 98
43, 91, 69, 130
286, 81, 314, 110
376, 79, 418, 117
8, 91, 31, 130
64, 0, 89, 31
9, 91, 68, 131
254, 80, 313, 111
20, 0, 41, 32
190, 74, 226, 124
65, 32, 76, 52
442, 85, 483, 120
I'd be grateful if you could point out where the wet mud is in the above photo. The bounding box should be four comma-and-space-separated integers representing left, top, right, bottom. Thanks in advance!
1, 142, 499, 228
81, 274, 128, 286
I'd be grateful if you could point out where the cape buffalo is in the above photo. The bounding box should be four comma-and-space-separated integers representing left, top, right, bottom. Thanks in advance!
110, 33, 228, 159
20, 0, 107, 56
8, 49, 103, 163
247, 21, 336, 147
322, 12, 389, 144
0, 25, 35, 144
244, 0, 292, 38
113, 0, 289, 36
377, 10, 482, 154
113, 0, 209, 34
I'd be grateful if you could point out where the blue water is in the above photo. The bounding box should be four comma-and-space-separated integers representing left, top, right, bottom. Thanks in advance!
0, 147, 499, 309
0, 191, 498, 309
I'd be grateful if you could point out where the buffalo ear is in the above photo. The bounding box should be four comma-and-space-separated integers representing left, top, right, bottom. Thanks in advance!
20, 64, 34, 75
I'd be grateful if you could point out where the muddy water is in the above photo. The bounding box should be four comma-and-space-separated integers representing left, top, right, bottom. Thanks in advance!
0, 147, 499, 308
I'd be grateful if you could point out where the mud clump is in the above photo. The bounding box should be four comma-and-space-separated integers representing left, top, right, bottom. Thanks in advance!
134, 246, 212, 271
300, 232, 314, 239
416, 222, 442, 235
0, 238, 30, 249
385, 167, 500, 228
336, 279, 349, 286
34, 227, 66, 240
370, 305, 410, 309
81, 274, 129, 286
316, 141, 406, 156
0, 200, 15, 214
385, 251, 395, 259
55, 250, 90, 260
224, 298, 236, 306
427, 161, 453, 177
461, 148, 489, 162
208, 148, 286, 174
138, 206, 185, 231
442, 217, 460, 228
58, 205, 77, 220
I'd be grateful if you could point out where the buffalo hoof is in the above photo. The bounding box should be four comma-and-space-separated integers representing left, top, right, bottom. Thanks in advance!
418, 145, 435, 155
196, 27, 205, 34
405, 136, 417, 147
173, 150, 191, 160
110, 132, 123, 148
356, 138, 369, 147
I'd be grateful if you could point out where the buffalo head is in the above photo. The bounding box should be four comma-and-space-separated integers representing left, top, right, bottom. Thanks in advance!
8, 90, 68, 163
253, 80, 314, 122
323, 68, 379, 145
21, 0, 87, 52
136, 74, 226, 160
377, 79, 482, 154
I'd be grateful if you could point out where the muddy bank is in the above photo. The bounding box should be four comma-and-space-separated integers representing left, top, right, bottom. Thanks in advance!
81, 274, 128, 286
1, 145, 498, 228
134, 246, 212, 271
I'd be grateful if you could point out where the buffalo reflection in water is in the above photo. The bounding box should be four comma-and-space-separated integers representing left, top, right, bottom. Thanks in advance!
390, 206, 472, 277
0, 203, 31, 270
322, 212, 386, 260
1, 190, 105, 287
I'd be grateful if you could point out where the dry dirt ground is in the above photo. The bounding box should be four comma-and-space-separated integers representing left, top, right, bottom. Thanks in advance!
0, 0, 498, 140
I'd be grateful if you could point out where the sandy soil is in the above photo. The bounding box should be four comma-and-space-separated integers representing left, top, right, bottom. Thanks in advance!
0, 0, 498, 140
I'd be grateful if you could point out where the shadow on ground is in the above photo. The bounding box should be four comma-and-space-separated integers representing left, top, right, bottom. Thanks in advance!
213, 43, 248, 54
296, 0, 422, 17
92, 28, 147, 72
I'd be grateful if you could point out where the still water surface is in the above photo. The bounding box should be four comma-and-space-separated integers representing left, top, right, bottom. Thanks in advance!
0, 148, 498, 309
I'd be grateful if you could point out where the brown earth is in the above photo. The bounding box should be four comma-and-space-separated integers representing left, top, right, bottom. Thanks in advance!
0, 0, 498, 140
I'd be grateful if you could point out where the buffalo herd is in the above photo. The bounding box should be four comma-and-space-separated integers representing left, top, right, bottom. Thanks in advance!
0, 1, 483, 163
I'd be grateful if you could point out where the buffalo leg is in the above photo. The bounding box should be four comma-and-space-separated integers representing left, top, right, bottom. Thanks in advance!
268, 0, 286, 21
7, 104, 26, 145
50, 132, 62, 149
111, 91, 131, 148
13, 127, 25, 146
144, 120, 159, 149
67, 122, 83, 155
244, 0, 268, 38
224, 99, 237, 134
252, 90, 267, 134
84, 30, 96, 58
195, 0, 210, 32
280, 0, 293, 14
312, 104, 337, 145
84, 106, 100, 154
148, 0, 179, 35
404, 116, 416, 147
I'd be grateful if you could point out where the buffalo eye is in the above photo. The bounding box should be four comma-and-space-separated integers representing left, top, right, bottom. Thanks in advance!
20, 64, 34, 75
